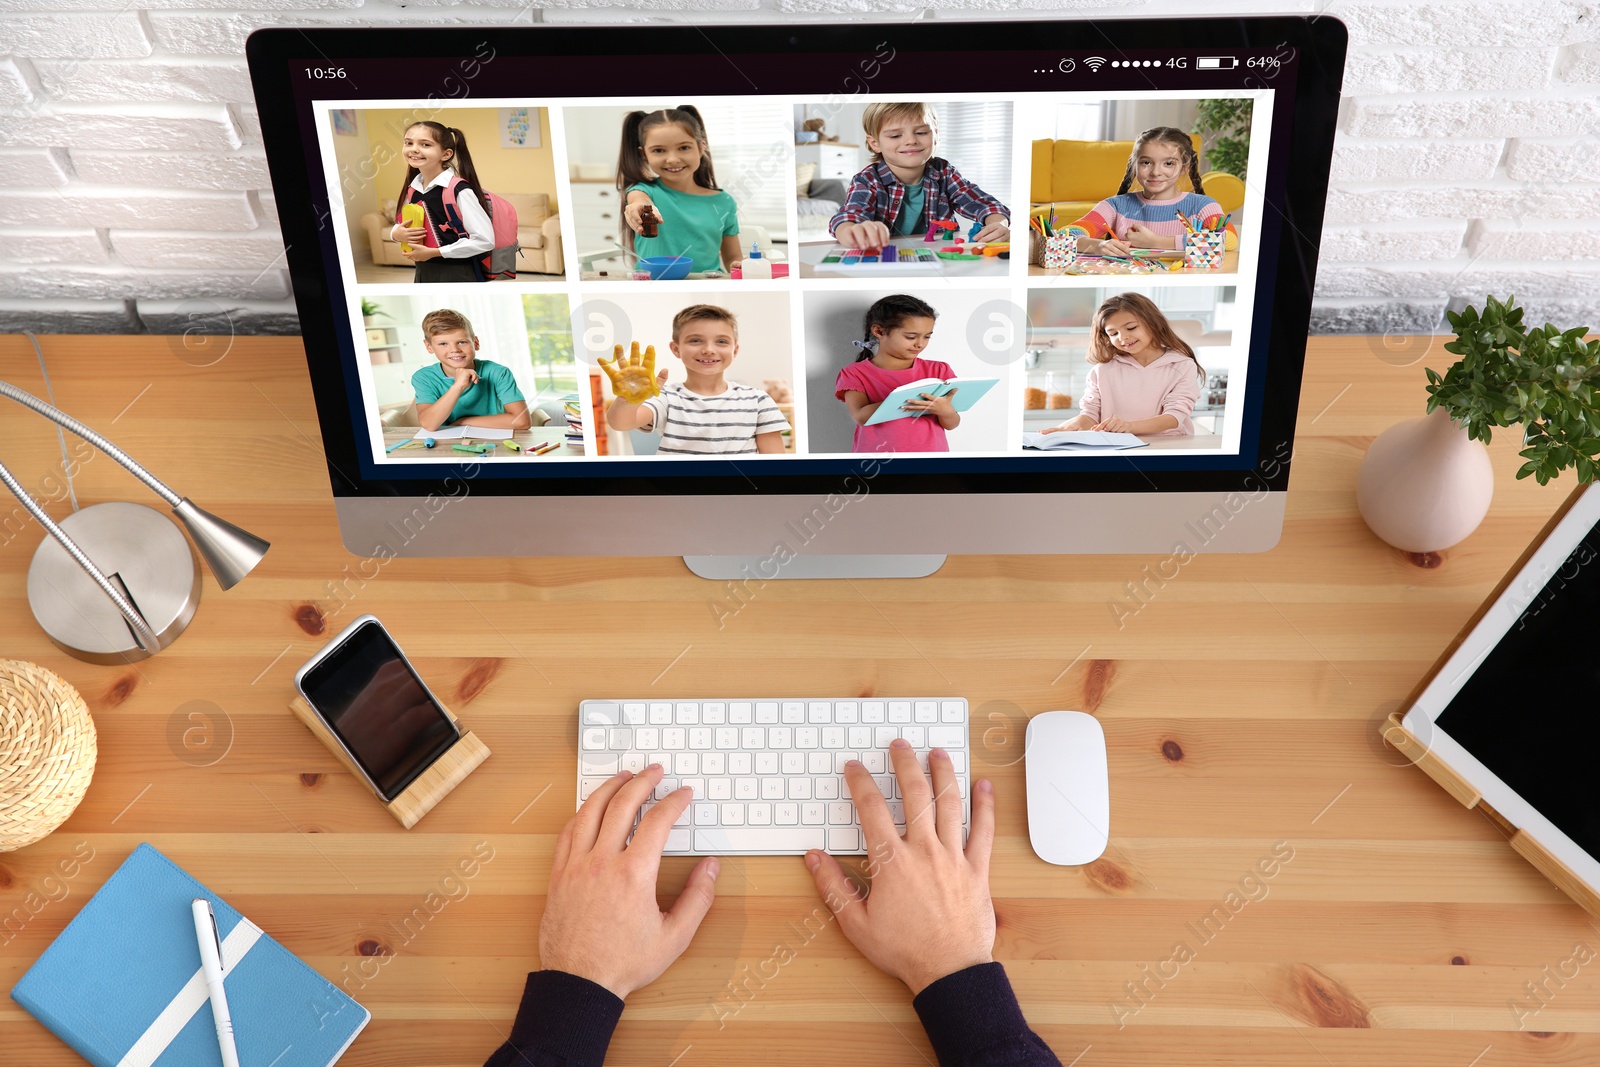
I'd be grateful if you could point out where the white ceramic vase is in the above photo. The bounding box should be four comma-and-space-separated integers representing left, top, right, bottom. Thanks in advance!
1356, 406, 1494, 553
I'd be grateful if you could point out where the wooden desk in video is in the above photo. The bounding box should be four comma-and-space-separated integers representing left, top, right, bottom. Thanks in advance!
1, 335, 1595, 1065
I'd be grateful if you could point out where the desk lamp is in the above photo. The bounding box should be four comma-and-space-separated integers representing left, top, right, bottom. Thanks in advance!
0, 381, 270, 664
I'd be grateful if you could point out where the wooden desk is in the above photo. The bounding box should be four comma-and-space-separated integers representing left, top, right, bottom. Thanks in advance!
2, 335, 1597, 1065
382, 426, 583, 459
1028, 247, 1241, 277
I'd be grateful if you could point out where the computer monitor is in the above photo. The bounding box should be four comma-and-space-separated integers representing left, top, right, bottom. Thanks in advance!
247, 17, 1346, 576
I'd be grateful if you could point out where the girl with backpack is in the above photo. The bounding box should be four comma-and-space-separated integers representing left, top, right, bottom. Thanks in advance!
389, 121, 510, 282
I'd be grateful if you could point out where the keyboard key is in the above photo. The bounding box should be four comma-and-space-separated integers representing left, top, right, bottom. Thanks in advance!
827, 827, 860, 852
689, 727, 711, 750
703, 702, 726, 724
681, 778, 704, 798
863, 751, 887, 773
656, 776, 680, 800
761, 777, 785, 800
902, 726, 925, 748
584, 703, 620, 725
581, 728, 607, 751
876, 726, 898, 749
928, 726, 964, 749
676, 703, 700, 724
915, 701, 937, 723
808, 752, 831, 775
729, 753, 752, 775
702, 752, 726, 775
796, 727, 819, 749
709, 777, 732, 800
694, 802, 717, 826
623, 702, 647, 724
941, 701, 964, 722
729, 702, 753, 724
802, 802, 825, 825
836, 702, 859, 723
579, 776, 611, 800
666, 828, 692, 852
749, 803, 772, 825
787, 778, 812, 800
696, 828, 823, 854
889, 701, 911, 722
835, 751, 859, 773
663, 728, 686, 750
862, 701, 886, 723
648, 752, 670, 770
781, 752, 805, 775
776, 802, 798, 825
756, 702, 779, 723
715, 728, 738, 750
580, 753, 619, 776
816, 777, 839, 800
755, 752, 779, 774
735, 778, 758, 800
822, 727, 845, 749
650, 702, 672, 724
827, 802, 854, 825
635, 727, 659, 750
621, 752, 646, 773
742, 727, 765, 750
848, 727, 871, 749
809, 701, 833, 724
770, 727, 792, 749
949, 751, 967, 773
674, 753, 698, 775
782, 702, 805, 723
609, 727, 633, 749
721, 803, 746, 825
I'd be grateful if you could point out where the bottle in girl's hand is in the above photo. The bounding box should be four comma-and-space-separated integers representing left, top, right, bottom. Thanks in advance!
399, 202, 426, 253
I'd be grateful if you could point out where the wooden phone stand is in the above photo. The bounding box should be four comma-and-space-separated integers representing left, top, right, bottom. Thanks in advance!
288, 696, 490, 829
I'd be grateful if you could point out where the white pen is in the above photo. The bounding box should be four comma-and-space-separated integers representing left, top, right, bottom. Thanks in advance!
191, 898, 242, 1067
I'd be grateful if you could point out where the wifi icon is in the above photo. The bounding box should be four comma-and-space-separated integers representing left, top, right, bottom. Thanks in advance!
1084, 56, 1107, 72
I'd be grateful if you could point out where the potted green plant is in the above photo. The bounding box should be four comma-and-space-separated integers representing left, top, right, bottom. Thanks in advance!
361, 298, 383, 327
1357, 296, 1600, 552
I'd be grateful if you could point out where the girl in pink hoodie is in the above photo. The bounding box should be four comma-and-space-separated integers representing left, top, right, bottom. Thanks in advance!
1041, 292, 1202, 437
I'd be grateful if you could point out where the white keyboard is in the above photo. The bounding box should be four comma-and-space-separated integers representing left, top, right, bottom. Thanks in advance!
577, 698, 970, 855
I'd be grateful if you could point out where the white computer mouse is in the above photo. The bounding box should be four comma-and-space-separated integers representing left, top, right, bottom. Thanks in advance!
1024, 711, 1110, 866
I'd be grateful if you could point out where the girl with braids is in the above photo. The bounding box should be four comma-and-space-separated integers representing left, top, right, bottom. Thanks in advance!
616, 106, 743, 273
388, 120, 496, 283
1063, 126, 1238, 259
1041, 292, 1202, 437
834, 294, 962, 454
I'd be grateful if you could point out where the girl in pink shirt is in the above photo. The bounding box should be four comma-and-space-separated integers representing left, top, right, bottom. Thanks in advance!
1042, 292, 1202, 438
834, 294, 961, 453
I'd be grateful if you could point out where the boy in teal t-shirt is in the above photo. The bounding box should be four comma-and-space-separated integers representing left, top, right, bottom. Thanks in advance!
411, 309, 532, 431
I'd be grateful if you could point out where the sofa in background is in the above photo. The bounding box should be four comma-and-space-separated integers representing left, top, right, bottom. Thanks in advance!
1030, 135, 1246, 224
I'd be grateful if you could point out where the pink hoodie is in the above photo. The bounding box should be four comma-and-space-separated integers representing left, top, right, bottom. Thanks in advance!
1078, 349, 1202, 435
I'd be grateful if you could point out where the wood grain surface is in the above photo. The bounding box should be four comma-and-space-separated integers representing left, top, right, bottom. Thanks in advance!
1, 334, 1597, 1065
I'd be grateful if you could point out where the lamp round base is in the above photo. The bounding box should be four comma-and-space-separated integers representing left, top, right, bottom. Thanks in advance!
26, 502, 201, 664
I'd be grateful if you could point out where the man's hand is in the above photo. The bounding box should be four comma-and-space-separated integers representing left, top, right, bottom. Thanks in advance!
599, 342, 662, 404
804, 742, 996, 996
540, 767, 719, 999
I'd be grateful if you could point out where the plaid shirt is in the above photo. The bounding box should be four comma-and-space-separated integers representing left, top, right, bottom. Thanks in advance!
828, 157, 1009, 237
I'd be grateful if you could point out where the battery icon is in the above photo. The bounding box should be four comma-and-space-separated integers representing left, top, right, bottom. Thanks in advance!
1197, 56, 1239, 69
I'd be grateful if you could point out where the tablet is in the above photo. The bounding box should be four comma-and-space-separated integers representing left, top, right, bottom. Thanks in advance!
1399, 482, 1600, 908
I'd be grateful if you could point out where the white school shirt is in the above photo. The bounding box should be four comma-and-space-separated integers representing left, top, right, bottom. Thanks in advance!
643, 381, 790, 455
389, 167, 494, 259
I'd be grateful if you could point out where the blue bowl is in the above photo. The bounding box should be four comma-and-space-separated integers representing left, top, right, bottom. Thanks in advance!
641, 255, 691, 280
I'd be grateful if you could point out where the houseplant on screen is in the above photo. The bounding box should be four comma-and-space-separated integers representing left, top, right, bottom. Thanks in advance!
1358, 296, 1600, 552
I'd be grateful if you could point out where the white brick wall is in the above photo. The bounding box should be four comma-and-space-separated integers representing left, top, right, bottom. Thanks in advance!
0, 0, 1597, 334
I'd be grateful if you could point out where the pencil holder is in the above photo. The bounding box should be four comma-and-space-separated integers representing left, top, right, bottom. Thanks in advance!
1184, 230, 1225, 270
1042, 233, 1077, 270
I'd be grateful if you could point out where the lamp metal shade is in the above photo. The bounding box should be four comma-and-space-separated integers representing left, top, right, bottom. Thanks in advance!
172, 498, 270, 590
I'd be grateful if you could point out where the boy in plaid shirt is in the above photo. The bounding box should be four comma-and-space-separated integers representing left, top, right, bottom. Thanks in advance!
829, 101, 1010, 252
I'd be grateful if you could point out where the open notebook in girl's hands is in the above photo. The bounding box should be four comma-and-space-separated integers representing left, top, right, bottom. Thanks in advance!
864, 376, 1000, 425
1022, 430, 1148, 450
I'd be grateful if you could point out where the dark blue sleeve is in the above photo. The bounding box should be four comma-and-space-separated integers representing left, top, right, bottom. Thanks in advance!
912, 963, 1062, 1067
481, 970, 624, 1067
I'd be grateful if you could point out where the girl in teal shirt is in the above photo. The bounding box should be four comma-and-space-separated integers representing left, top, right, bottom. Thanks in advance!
617, 106, 743, 274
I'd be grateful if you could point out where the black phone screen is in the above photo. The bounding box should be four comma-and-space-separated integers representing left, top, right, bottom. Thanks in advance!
299, 622, 460, 801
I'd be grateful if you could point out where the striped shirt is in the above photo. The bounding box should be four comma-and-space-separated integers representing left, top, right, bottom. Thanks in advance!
643, 381, 789, 455
1067, 191, 1238, 250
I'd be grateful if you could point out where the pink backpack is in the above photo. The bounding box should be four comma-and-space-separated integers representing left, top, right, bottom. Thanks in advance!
408, 178, 521, 281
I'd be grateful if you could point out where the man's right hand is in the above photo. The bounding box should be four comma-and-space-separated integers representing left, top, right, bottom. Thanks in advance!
804, 741, 996, 996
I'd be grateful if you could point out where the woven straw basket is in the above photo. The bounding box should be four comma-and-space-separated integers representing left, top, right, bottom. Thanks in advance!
0, 660, 97, 852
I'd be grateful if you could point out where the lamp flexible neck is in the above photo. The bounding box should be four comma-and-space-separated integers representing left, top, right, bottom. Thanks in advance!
0, 380, 182, 508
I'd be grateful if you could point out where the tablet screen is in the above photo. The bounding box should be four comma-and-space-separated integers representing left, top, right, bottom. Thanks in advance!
1435, 529, 1600, 860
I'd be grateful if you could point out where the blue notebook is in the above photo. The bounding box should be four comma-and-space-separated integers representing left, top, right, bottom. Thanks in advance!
11, 843, 369, 1067
864, 376, 1000, 425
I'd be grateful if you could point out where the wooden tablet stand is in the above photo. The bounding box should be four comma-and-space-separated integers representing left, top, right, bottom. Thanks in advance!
288, 696, 490, 829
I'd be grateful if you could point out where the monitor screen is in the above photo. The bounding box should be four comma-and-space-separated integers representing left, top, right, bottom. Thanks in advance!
249, 19, 1343, 511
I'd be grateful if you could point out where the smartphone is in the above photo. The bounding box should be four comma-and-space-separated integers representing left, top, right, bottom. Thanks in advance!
294, 615, 461, 802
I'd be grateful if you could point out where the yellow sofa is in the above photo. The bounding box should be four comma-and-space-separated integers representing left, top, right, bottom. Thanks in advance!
1030, 136, 1245, 224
